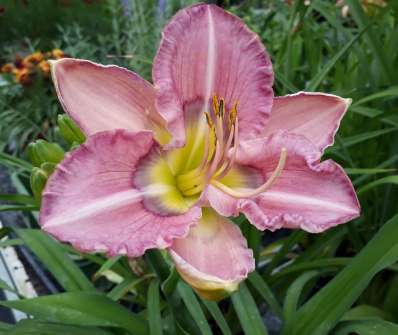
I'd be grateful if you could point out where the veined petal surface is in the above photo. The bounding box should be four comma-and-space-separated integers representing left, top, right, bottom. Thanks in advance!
40, 130, 201, 257
153, 4, 273, 147
263, 92, 351, 152
51, 58, 168, 142
206, 131, 360, 233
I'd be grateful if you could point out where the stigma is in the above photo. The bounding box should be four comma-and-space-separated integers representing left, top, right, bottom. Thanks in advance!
176, 95, 287, 199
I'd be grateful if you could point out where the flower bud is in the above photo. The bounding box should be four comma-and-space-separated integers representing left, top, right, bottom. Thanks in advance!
27, 140, 64, 167
30, 168, 47, 202
58, 114, 86, 145
30, 163, 56, 202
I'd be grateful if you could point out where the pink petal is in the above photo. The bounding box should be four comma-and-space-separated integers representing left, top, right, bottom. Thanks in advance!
153, 4, 273, 147
169, 209, 254, 299
206, 131, 360, 233
263, 92, 351, 152
40, 130, 201, 257
51, 58, 167, 136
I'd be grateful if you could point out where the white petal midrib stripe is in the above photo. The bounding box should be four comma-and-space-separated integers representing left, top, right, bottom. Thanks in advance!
45, 185, 169, 227
261, 190, 355, 213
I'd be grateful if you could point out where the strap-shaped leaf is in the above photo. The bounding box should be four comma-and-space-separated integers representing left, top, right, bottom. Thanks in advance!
248, 272, 283, 318
334, 319, 398, 335
231, 283, 269, 335
177, 282, 213, 335
0, 292, 148, 335
202, 300, 232, 335
148, 280, 163, 335
16, 228, 94, 292
283, 271, 320, 330
6, 320, 113, 335
284, 213, 398, 335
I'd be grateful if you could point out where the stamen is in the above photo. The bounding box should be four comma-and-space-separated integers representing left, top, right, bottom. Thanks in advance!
229, 101, 238, 129
215, 113, 224, 149
204, 112, 213, 127
214, 117, 239, 180
175, 95, 244, 198
211, 148, 287, 198
206, 140, 224, 180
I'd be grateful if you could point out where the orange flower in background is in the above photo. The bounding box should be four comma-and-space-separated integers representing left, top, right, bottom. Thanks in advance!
1, 49, 66, 85
38, 60, 51, 76
1, 63, 14, 73
23, 51, 45, 68
14, 67, 32, 85
51, 49, 65, 60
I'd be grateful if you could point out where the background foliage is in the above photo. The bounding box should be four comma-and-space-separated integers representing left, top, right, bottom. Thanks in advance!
1, 0, 398, 334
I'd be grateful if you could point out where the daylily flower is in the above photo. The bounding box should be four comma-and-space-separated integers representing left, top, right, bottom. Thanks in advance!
40, 4, 360, 300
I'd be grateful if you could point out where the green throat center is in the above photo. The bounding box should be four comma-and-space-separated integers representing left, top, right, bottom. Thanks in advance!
174, 96, 239, 197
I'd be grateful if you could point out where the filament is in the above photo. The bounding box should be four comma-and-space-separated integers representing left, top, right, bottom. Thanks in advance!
211, 148, 287, 198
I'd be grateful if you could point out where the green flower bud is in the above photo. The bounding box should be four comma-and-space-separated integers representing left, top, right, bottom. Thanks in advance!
27, 140, 64, 167
58, 114, 86, 145
30, 167, 49, 202
40, 162, 56, 175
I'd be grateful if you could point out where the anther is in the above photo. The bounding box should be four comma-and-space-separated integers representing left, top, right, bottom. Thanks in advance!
219, 98, 225, 117
212, 95, 219, 115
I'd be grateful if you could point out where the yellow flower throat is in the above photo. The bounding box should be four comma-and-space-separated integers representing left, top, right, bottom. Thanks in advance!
175, 96, 239, 197
135, 95, 287, 215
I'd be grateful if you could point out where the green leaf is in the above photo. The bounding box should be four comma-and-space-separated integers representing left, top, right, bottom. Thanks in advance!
329, 128, 398, 152
7, 320, 113, 335
16, 229, 94, 292
161, 265, 180, 296
107, 275, 152, 301
202, 300, 233, 335
177, 282, 213, 335
342, 304, 393, 322
345, 0, 393, 82
265, 230, 306, 275
93, 255, 123, 281
231, 283, 269, 335
274, 69, 299, 93
248, 271, 283, 318
345, 168, 396, 175
334, 319, 398, 335
353, 86, 398, 105
0, 152, 32, 171
0, 194, 37, 205
0, 292, 148, 335
148, 280, 163, 335
306, 26, 365, 91
358, 176, 398, 195
0, 238, 24, 248
284, 213, 398, 335
350, 106, 384, 118
283, 271, 320, 331
0, 204, 38, 212
270, 258, 351, 282
0, 321, 12, 331
353, 154, 398, 186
